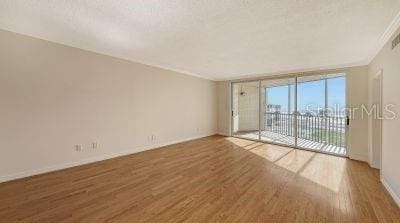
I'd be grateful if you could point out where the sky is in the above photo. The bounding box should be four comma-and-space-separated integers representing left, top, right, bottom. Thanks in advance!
267, 76, 345, 114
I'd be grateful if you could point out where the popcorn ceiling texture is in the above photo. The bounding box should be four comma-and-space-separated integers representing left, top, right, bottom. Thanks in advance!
0, 0, 399, 79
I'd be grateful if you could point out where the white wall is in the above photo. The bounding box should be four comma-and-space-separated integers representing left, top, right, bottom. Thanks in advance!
236, 84, 259, 131
217, 81, 231, 136
368, 26, 400, 204
216, 66, 370, 161
0, 30, 217, 182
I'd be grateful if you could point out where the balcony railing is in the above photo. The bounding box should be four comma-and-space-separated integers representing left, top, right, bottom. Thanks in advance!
264, 112, 346, 148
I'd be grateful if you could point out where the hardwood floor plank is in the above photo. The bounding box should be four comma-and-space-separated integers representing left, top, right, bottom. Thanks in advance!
0, 136, 399, 222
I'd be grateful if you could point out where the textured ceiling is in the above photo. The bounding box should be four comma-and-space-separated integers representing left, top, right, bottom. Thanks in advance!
0, 1, 400, 80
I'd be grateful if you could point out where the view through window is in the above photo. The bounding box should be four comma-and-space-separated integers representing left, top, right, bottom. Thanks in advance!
232, 73, 347, 156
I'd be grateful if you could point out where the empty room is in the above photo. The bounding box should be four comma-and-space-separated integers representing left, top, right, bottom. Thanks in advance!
1, 1, 400, 222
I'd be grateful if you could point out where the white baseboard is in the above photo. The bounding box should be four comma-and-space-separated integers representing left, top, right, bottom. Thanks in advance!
0, 133, 215, 183
369, 162, 380, 169
348, 153, 369, 162
381, 177, 400, 207
217, 131, 230, 136
350, 154, 380, 169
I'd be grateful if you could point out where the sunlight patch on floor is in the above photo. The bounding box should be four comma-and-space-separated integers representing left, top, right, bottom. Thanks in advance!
225, 136, 347, 193
225, 137, 257, 147
299, 154, 346, 193
248, 144, 293, 162
275, 149, 315, 173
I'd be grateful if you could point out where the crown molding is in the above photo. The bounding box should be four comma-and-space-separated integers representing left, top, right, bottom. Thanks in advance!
3, 9, 400, 83
0, 28, 216, 81
366, 11, 400, 64
215, 60, 368, 82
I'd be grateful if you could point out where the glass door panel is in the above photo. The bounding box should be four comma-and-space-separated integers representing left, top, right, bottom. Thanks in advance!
327, 74, 347, 154
260, 78, 296, 146
297, 74, 347, 155
232, 81, 260, 140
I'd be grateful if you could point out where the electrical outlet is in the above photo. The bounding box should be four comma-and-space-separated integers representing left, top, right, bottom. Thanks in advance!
92, 142, 98, 149
75, 144, 83, 151
151, 135, 156, 140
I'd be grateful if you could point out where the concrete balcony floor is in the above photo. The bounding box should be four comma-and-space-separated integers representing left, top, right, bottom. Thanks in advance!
234, 130, 346, 156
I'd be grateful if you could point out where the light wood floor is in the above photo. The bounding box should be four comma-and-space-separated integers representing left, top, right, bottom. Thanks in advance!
0, 136, 399, 222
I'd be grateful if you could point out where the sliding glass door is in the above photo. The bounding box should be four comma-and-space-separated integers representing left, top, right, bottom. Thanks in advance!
296, 75, 326, 151
296, 74, 346, 155
260, 78, 296, 146
231, 73, 347, 156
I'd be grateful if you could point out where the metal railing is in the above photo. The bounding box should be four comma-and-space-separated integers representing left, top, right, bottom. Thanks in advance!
264, 112, 346, 148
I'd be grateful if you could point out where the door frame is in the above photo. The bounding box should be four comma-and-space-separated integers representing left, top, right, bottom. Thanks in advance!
369, 69, 383, 171
230, 72, 348, 157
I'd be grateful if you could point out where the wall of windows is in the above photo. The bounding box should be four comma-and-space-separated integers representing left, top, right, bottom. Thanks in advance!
231, 73, 347, 156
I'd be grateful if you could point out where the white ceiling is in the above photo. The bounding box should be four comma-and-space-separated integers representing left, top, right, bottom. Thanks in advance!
0, 1, 400, 80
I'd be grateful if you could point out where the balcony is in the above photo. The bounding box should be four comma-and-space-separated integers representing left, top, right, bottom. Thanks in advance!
235, 112, 347, 156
